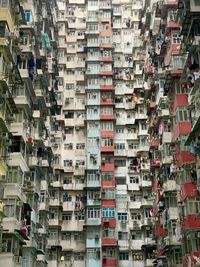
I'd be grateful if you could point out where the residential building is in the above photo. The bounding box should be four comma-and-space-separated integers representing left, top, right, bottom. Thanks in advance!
1, 0, 200, 267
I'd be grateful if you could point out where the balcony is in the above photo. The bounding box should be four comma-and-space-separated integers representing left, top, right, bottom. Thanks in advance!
61, 219, 85, 231
87, 179, 101, 188
102, 218, 116, 228
162, 180, 176, 192
3, 184, 26, 203
130, 239, 144, 250
102, 258, 118, 267
87, 199, 101, 206
102, 199, 115, 208
180, 182, 199, 201
100, 114, 114, 120
60, 239, 85, 250
87, 113, 100, 121
100, 98, 113, 105
99, 70, 113, 76
102, 178, 115, 188
48, 239, 60, 247
99, 1, 111, 9
176, 150, 196, 167
49, 198, 61, 206
8, 152, 29, 172
101, 162, 115, 172
0, 6, 15, 34
129, 201, 141, 209
102, 238, 117, 246
172, 94, 188, 112
86, 237, 101, 248
183, 214, 200, 230
100, 56, 112, 62
172, 121, 192, 140
87, 259, 101, 267
86, 218, 101, 226
100, 84, 113, 90
141, 198, 153, 207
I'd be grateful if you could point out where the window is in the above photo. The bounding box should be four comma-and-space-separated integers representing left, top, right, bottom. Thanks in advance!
64, 127, 73, 134
130, 194, 141, 202
118, 212, 128, 221
102, 230, 114, 241
63, 176, 72, 184
101, 121, 113, 130
62, 213, 72, 221
61, 232, 71, 240
102, 189, 115, 199
66, 83, 75, 90
64, 111, 74, 118
128, 141, 138, 150
75, 211, 85, 220
87, 208, 100, 219
101, 154, 113, 163
49, 231, 58, 240
119, 252, 129, 261
131, 212, 141, 221
102, 208, 115, 218
131, 231, 142, 240
116, 177, 126, 185
141, 123, 147, 130
75, 176, 85, 184
63, 160, 73, 167
172, 32, 181, 44
176, 108, 189, 122
76, 143, 85, 149
101, 137, 113, 146
172, 56, 186, 68
115, 127, 124, 134
25, 10, 32, 22
115, 159, 126, 167
74, 252, 84, 261
129, 176, 139, 184
114, 143, 125, 150
63, 192, 72, 202
75, 160, 85, 166
101, 107, 113, 115
105, 248, 117, 258
64, 143, 73, 150
6, 167, 23, 184
118, 232, 128, 240
101, 172, 113, 181
133, 253, 143, 261
74, 232, 84, 241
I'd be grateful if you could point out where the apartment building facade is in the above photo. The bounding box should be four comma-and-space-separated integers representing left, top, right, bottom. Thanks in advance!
143, 0, 200, 267
0, 0, 59, 267
1, 0, 200, 267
